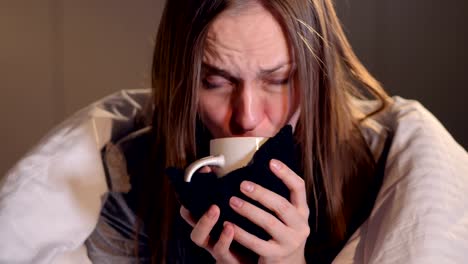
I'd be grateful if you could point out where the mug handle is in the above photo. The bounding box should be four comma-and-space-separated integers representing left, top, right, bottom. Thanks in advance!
184, 155, 225, 182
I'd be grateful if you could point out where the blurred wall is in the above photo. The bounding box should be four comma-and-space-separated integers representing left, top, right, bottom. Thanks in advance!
336, 0, 468, 149
0, 0, 164, 176
1, 0, 467, 176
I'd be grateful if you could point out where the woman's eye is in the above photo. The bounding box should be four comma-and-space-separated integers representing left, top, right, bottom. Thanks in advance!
269, 78, 290, 86
203, 80, 220, 89
202, 76, 230, 89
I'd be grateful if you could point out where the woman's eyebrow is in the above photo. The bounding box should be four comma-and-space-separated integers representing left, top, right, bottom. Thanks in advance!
201, 61, 295, 81
259, 62, 295, 76
201, 63, 239, 82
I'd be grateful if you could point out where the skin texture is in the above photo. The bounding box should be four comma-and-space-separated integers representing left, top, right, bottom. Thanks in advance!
182, 3, 309, 264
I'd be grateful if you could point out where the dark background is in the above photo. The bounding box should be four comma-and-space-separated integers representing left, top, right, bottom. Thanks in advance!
1, 0, 467, 176
336, 0, 468, 148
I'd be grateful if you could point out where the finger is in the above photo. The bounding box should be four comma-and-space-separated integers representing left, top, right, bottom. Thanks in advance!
270, 159, 309, 216
190, 205, 219, 248
212, 222, 239, 263
180, 206, 196, 227
199, 166, 212, 173
238, 181, 305, 229
231, 223, 275, 257
230, 196, 293, 241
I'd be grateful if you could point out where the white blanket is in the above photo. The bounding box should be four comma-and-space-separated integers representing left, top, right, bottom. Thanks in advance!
335, 97, 468, 263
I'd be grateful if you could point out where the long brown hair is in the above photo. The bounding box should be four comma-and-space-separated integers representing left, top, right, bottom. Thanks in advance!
139, 0, 390, 262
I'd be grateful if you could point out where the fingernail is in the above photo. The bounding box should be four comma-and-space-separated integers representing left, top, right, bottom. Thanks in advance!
230, 197, 243, 208
270, 159, 282, 171
241, 181, 254, 192
207, 206, 217, 218
223, 223, 232, 235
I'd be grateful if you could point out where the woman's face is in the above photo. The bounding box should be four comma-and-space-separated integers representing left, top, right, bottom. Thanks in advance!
198, 4, 299, 138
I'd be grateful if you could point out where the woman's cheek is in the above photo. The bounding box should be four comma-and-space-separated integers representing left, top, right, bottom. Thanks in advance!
265, 95, 291, 127
199, 94, 231, 136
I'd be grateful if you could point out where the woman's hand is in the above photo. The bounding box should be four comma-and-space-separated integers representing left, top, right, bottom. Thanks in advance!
228, 159, 310, 264
180, 166, 252, 264
180, 159, 310, 263
180, 205, 252, 263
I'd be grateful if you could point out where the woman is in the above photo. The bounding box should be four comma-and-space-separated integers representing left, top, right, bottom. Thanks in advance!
92, 0, 389, 262
83, 0, 467, 263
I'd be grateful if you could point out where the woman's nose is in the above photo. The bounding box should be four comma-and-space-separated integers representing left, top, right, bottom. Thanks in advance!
230, 85, 263, 134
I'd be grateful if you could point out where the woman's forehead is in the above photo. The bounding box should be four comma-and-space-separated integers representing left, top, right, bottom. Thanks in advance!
203, 3, 290, 74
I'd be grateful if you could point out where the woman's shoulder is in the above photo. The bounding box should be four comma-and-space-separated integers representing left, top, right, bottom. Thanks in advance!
360, 95, 468, 198
339, 96, 468, 263
372, 95, 468, 202
358, 96, 466, 161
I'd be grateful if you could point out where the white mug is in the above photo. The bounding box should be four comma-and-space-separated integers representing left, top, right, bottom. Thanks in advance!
184, 137, 268, 182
